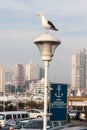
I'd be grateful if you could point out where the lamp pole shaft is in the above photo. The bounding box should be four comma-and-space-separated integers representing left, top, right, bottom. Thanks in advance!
43, 60, 49, 130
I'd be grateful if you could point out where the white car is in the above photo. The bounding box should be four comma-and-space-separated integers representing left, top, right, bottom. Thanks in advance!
68, 110, 79, 119
27, 109, 44, 119
79, 111, 86, 121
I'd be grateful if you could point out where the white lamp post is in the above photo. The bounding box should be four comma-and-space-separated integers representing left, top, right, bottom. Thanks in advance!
34, 33, 61, 130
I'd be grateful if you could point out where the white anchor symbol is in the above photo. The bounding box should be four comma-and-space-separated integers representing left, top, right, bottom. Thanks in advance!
55, 85, 63, 98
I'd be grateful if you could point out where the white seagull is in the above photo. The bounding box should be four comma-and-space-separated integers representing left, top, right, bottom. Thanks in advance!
37, 13, 58, 33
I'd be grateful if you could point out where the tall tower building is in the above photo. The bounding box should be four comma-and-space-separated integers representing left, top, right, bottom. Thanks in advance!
12, 64, 25, 87
71, 48, 86, 88
0, 64, 5, 92
5, 70, 12, 84
40, 67, 44, 80
25, 60, 40, 81
86, 56, 87, 88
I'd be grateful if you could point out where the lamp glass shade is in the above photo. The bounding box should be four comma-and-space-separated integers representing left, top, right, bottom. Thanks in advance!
35, 42, 58, 57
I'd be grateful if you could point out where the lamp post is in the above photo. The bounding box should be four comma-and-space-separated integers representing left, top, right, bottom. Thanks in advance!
34, 33, 61, 130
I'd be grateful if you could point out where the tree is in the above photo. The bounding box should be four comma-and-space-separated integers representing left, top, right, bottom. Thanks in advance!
18, 102, 25, 110
84, 106, 87, 121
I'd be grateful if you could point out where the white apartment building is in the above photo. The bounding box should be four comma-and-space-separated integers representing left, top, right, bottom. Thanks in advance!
12, 64, 25, 87
71, 48, 86, 88
0, 64, 5, 92
33, 79, 44, 95
29, 79, 45, 100
25, 60, 40, 81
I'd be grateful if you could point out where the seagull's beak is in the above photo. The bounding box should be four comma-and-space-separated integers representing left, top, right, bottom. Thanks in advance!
37, 13, 40, 16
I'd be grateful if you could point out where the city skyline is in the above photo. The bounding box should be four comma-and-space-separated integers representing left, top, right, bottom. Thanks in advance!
0, 0, 87, 83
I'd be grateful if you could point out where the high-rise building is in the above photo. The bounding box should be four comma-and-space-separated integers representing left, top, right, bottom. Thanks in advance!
71, 48, 86, 88
12, 64, 25, 87
5, 70, 12, 84
33, 79, 44, 95
29, 79, 44, 95
40, 67, 44, 80
25, 60, 40, 81
86, 55, 87, 88
0, 64, 5, 92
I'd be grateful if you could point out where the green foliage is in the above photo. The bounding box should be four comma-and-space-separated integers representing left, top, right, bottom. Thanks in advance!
27, 101, 37, 108
0, 101, 17, 111
0, 101, 44, 111
18, 102, 25, 109
84, 106, 87, 121
26, 101, 44, 109
67, 113, 71, 122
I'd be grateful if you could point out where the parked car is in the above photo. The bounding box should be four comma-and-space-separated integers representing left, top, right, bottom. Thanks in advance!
0, 111, 29, 127
61, 126, 87, 130
27, 109, 44, 119
2, 119, 17, 130
5, 119, 17, 126
14, 120, 30, 130
79, 111, 86, 121
2, 118, 30, 130
68, 110, 80, 120
74, 110, 81, 120
22, 118, 72, 130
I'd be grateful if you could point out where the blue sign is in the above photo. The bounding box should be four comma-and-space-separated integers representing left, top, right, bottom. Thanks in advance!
50, 83, 68, 121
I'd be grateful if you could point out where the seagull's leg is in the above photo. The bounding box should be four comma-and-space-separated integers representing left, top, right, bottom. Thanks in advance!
45, 29, 47, 34
47, 29, 49, 34
45, 29, 49, 34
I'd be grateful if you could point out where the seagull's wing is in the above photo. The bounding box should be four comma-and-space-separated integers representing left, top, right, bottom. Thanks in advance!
48, 20, 58, 31
48, 21, 55, 28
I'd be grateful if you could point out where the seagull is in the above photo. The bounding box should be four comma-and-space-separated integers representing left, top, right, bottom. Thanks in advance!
37, 13, 58, 33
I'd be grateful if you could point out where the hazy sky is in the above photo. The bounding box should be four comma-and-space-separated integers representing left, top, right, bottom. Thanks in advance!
0, 0, 87, 83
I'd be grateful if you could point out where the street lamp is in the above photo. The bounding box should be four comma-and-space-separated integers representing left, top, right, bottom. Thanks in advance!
34, 33, 61, 130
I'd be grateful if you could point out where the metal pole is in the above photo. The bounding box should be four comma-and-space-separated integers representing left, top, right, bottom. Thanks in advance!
43, 60, 49, 130
3, 92, 5, 111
